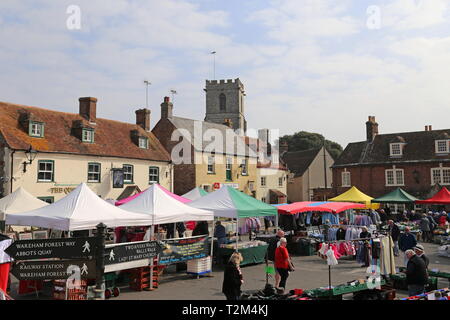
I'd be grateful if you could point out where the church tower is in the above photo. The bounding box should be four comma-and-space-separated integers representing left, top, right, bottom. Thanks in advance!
204, 78, 247, 134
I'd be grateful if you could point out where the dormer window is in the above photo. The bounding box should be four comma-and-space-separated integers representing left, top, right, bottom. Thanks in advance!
389, 143, 403, 157
82, 128, 94, 143
29, 121, 44, 138
139, 137, 149, 149
435, 140, 449, 154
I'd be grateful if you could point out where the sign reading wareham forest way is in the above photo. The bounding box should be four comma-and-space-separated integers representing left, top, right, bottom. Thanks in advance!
11, 260, 96, 280
158, 236, 209, 265
104, 240, 163, 266
5, 237, 95, 260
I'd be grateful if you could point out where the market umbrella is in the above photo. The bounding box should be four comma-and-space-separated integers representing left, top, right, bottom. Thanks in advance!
415, 187, 450, 205
119, 184, 213, 224
182, 187, 208, 201
188, 186, 278, 218
277, 201, 366, 214
5, 183, 154, 231
329, 186, 380, 209
0, 187, 48, 221
372, 188, 418, 204
116, 184, 190, 206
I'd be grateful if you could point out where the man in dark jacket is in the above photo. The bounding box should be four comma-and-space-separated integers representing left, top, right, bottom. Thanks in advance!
419, 214, 431, 242
388, 220, 400, 256
405, 250, 428, 297
399, 227, 417, 266
414, 245, 430, 269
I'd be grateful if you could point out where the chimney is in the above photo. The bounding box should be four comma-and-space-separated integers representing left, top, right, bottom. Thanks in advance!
429, 125, 432, 131
135, 108, 151, 131
366, 116, 378, 142
79, 97, 97, 123
160, 96, 173, 119
223, 118, 233, 128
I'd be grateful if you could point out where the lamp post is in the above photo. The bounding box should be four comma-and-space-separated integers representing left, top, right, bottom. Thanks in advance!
22, 146, 37, 173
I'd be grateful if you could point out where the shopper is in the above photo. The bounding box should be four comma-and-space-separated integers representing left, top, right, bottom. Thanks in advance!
274, 237, 292, 293
419, 214, 431, 243
405, 249, 428, 297
192, 221, 209, 236
414, 244, 430, 269
222, 252, 244, 300
176, 222, 186, 238
359, 226, 371, 239
336, 225, 346, 241
387, 220, 400, 257
399, 227, 417, 266
267, 230, 284, 288
426, 212, 437, 242
214, 221, 227, 246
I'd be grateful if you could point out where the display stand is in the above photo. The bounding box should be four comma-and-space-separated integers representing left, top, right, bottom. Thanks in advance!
53, 279, 87, 300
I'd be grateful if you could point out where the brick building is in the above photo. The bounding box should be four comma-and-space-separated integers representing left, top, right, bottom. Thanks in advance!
0, 98, 172, 201
332, 116, 450, 200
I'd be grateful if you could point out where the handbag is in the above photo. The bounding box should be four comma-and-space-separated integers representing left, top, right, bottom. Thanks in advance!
288, 261, 295, 272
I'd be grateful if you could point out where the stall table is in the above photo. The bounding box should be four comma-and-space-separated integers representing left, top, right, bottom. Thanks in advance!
304, 279, 389, 300
218, 243, 269, 266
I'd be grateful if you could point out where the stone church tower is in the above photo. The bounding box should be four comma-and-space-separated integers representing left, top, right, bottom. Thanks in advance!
204, 78, 247, 134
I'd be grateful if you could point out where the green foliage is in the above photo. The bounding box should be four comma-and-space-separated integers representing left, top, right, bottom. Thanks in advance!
280, 131, 343, 160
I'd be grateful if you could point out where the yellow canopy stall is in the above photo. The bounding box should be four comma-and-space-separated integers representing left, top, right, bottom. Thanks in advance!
329, 186, 380, 210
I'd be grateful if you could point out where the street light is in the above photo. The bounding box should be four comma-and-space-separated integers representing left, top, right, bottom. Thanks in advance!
23, 146, 38, 173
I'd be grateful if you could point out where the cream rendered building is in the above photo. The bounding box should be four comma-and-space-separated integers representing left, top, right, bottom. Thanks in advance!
0, 98, 172, 202
256, 166, 288, 204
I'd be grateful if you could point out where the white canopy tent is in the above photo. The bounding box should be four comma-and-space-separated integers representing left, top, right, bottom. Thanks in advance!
119, 184, 213, 225
181, 187, 208, 201
5, 183, 154, 231
0, 187, 49, 221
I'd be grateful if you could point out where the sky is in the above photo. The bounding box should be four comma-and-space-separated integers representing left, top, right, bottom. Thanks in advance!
1, 0, 450, 147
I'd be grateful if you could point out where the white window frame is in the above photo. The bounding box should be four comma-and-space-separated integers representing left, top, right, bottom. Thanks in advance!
278, 177, 283, 187
261, 176, 267, 187
342, 171, 351, 187
82, 129, 94, 143
431, 167, 450, 185
30, 122, 44, 137
38, 161, 54, 182
385, 168, 404, 186
261, 197, 266, 203
139, 137, 149, 149
241, 159, 248, 176
87, 163, 101, 183
123, 165, 134, 183
207, 156, 215, 174
389, 143, 403, 157
149, 167, 160, 184
435, 140, 449, 154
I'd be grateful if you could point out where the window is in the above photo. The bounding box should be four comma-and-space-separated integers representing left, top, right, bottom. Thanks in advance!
226, 157, 232, 181
149, 167, 159, 184
219, 93, 226, 111
202, 184, 212, 192
261, 197, 266, 203
38, 196, 54, 204
88, 163, 101, 183
279, 177, 283, 187
261, 177, 267, 187
435, 140, 449, 154
82, 128, 94, 143
431, 167, 450, 185
38, 160, 54, 182
139, 137, 148, 149
207, 156, 215, 174
389, 143, 402, 157
123, 165, 134, 184
342, 171, 351, 187
241, 159, 248, 175
385, 169, 404, 186
29, 121, 44, 138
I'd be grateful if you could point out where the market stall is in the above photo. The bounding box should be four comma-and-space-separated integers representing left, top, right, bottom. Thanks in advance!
329, 186, 380, 210
182, 187, 209, 201
372, 188, 418, 214
0, 187, 49, 232
188, 186, 277, 266
116, 184, 190, 206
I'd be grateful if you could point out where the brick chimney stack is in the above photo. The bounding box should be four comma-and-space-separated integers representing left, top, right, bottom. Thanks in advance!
161, 96, 173, 119
366, 116, 379, 142
136, 108, 151, 131
79, 97, 97, 123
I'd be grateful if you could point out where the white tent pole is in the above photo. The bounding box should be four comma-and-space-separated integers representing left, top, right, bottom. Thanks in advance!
210, 217, 214, 271
235, 217, 239, 252
149, 186, 156, 290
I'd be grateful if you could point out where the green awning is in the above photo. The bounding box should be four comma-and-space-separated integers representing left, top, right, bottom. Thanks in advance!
372, 188, 418, 204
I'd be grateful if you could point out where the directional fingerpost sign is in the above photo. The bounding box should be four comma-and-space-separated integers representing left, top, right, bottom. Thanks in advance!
105, 240, 163, 265
5, 237, 95, 260
11, 260, 96, 280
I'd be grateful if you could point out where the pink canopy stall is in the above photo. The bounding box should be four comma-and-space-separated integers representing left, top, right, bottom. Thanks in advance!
277, 201, 366, 215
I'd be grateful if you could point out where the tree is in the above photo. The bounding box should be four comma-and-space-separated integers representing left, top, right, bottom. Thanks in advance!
279, 131, 343, 160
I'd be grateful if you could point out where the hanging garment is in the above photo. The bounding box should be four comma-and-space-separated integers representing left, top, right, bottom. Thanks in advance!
0, 239, 12, 264
326, 248, 339, 266
380, 236, 396, 275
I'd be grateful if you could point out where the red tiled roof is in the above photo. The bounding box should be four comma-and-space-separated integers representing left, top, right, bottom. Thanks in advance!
0, 101, 171, 162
